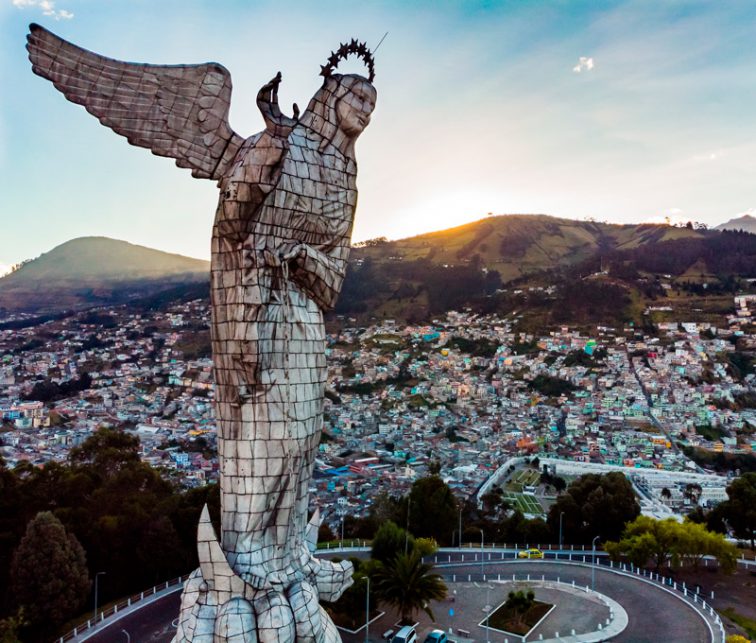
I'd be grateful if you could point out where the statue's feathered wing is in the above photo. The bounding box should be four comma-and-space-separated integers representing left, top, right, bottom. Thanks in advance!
26, 23, 244, 180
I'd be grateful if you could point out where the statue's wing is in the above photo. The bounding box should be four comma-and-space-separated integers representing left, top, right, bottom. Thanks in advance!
26, 23, 244, 180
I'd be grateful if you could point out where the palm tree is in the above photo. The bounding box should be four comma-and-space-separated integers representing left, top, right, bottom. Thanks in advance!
505, 589, 535, 627
374, 550, 447, 624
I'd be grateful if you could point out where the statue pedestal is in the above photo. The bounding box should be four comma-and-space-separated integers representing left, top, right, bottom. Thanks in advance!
173, 506, 352, 643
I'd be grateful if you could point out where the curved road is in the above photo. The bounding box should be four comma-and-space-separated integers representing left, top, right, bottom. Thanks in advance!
440, 561, 711, 643
83, 559, 713, 642
85, 591, 180, 643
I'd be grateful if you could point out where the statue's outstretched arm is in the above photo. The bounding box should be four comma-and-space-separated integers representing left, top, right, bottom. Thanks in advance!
26, 23, 244, 181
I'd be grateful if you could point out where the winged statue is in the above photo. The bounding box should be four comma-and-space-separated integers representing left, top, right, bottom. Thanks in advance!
27, 23, 377, 642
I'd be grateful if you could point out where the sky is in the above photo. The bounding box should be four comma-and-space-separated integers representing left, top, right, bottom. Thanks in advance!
2, 0, 756, 269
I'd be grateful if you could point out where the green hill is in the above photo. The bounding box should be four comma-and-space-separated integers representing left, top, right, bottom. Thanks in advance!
353, 214, 703, 281
339, 215, 756, 327
0, 237, 209, 313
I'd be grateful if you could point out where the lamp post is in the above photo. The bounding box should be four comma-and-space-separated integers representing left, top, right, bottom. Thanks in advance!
405, 499, 411, 555
340, 514, 345, 547
479, 528, 485, 576
93, 571, 106, 621
591, 536, 600, 591
559, 511, 565, 549
485, 586, 491, 643
458, 506, 463, 548
121, 630, 131, 643
364, 575, 371, 643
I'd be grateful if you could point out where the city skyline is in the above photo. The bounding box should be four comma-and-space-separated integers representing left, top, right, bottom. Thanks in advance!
2, 0, 756, 271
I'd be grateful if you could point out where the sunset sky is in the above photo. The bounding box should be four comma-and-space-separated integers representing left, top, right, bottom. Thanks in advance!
2, 0, 756, 267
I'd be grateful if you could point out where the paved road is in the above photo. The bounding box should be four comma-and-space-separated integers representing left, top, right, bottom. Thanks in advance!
83, 560, 712, 643
85, 590, 180, 643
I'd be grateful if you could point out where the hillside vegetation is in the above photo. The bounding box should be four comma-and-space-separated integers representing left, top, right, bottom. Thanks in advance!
340, 215, 756, 327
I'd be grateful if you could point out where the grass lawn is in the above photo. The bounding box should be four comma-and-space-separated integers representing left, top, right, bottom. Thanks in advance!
720, 608, 756, 640
488, 600, 553, 635
502, 492, 545, 516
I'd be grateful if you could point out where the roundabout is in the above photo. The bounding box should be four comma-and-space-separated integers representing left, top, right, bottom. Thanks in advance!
388, 558, 722, 643
71, 551, 727, 642
471, 579, 626, 642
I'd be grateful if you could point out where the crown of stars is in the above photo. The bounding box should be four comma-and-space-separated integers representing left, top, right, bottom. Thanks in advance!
320, 39, 375, 83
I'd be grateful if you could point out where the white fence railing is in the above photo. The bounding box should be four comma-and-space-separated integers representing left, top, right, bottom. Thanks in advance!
55, 574, 189, 643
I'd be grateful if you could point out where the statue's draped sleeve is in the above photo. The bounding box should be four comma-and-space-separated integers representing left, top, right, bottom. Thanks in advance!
26, 23, 244, 180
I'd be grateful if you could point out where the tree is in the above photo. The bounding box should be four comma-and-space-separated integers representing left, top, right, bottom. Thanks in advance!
661, 487, 672, 502
718, 473, 756, 549
504, 589, 535, 628
407, 476, 459, 545
547, 473, 640, 544
684, 483, 702, 505
69, 427, 140, 475
677, 520, 737, 573
605, 516, 737, 573
373, 550, 447, 624
414, 537, 439, 557
371, 521, 414, 564
10, 512, 90, 632
0, 609, 26, 643
318, 522, 336, 543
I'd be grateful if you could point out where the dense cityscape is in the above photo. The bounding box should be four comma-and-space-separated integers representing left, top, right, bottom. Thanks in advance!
2, 293, 754, 535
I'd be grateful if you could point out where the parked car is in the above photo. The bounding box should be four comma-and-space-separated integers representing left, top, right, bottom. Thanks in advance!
392, 626, 418, 643
517, 548, 544, 559
424, 629, 448, 643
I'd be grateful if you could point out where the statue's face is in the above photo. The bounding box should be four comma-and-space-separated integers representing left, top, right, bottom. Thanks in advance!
336, 81, 377, 138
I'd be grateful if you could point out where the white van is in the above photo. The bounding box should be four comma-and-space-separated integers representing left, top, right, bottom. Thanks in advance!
391, 626, 417, 643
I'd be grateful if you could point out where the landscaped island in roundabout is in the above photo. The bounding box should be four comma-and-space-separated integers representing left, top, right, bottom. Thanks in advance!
479, 581, 625, 642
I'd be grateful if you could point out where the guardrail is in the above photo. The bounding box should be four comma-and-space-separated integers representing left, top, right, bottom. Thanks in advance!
55, 574, 189, 643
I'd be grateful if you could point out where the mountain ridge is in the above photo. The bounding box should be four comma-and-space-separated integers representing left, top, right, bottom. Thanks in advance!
715, 214, 756, 234
3, 215, 754, 322
0, 237, 209, 313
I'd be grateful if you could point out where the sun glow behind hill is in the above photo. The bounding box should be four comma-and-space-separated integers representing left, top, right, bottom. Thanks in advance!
371, 189, 511, 242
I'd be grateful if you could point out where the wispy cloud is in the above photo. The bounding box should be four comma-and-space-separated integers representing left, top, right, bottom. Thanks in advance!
573, 56, 594, 73
12, 0, 73, 20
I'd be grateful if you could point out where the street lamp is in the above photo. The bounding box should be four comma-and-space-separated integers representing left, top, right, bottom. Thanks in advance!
93, 571, 106, 621
591, 536, 600, 591
479, 528, 485, 576
405, 499, 411, 555
559, 511, 565, 549
458, 506, 463, 548
363, 575, 371, 643
485, 586, 491, 643
121, 630, 131, 643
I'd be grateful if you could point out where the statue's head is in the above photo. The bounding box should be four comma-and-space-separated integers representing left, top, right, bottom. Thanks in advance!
300, 41, 377, 154
335, 75, 376, 138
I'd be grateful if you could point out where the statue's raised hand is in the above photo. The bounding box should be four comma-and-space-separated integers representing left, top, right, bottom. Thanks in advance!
256, 72, 299, 138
